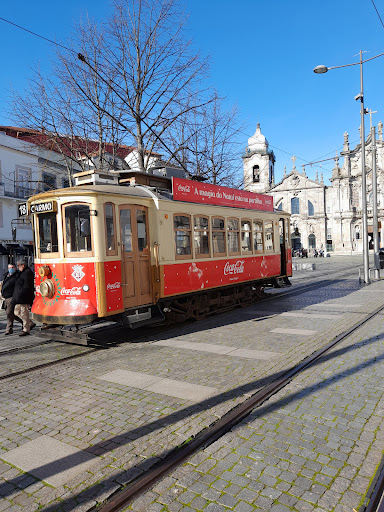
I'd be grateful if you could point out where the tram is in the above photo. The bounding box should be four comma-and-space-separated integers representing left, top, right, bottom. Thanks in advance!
22, 170, 292, 328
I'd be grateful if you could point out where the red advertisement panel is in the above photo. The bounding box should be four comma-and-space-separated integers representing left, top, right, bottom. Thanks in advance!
172, 177, 273, 212
32, 262, 98, 318
163, 254, 281, 296
104, 261, 124, 312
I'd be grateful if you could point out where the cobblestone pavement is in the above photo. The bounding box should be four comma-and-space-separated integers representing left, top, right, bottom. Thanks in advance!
0, 256, 382, 511
130, 282, 384, 512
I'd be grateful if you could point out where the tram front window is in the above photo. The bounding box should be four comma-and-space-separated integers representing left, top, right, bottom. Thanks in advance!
38, 212, 58, 253
65, 204, 92, 253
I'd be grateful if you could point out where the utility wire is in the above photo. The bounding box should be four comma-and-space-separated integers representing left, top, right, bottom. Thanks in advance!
371, 0, 384, 29
0, 16, 74, 54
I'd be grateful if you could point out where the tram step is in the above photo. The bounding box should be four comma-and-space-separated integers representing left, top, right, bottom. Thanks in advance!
273, 277, 292, 288
125, 305, 165, 329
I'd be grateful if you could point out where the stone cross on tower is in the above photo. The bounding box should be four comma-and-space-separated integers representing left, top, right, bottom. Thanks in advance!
291, 155, 297, 170
368, 109, 377, 129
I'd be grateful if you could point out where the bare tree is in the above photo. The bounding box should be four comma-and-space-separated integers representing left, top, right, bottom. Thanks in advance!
167, 93, 245, 186
12, 19, 125, 184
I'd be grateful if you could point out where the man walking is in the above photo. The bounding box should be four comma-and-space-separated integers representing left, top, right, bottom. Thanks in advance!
2, 263, 22, 335
12, 258, 35, 336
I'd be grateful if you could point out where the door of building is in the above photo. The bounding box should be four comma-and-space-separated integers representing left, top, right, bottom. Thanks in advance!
119, 205, 152, 308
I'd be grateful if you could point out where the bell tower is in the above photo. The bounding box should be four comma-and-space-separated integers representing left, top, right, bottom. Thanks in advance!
243, 123, 275, 193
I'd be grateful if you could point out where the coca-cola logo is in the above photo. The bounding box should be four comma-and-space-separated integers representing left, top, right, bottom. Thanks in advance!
107, 281, 121, 290
224, 260, 245, 276
61, 287, 82, 296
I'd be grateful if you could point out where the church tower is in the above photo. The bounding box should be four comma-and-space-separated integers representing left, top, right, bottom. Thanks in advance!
243, 123, 275, 193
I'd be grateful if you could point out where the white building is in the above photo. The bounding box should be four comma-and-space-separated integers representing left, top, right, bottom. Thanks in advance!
243, 123, 384, 254
0, 127, 77, 275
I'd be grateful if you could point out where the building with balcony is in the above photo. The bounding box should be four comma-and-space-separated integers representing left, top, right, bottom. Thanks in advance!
0, 128, 78, 275
243, 124, 384, 254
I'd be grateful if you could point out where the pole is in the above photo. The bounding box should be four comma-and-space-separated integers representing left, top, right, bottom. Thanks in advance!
360, 50, 370, 283
371, 125, 380, 276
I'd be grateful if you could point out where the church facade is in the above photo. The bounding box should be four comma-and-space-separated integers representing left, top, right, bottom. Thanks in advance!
243, 124, 384, 254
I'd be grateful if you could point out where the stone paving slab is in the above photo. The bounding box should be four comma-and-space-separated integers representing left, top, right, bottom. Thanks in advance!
2, 436, 98, 488
0, 258, 382, 511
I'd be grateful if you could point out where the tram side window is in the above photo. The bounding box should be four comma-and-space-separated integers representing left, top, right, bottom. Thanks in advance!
212, 217, 226, 256
253, 221, 264, 252
194, 216, 210, 257
264, 221, 274, 251
65, 204, 92, 253
241, 220, 252, 253
105, 203, 116, 254
38, 212, 58, 253
174, 215, 191, 258
227, 218, 240, 255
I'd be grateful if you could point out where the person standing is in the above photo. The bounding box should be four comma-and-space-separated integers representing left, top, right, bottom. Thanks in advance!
12, 258, 35, 336
1, 263, 22, 335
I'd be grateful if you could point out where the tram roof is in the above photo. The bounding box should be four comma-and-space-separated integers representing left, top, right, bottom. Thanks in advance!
30, 184, 173, 201
29, 184, 290, 215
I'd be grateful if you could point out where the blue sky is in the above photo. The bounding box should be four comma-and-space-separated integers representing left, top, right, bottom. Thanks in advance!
1, 0, 384, 185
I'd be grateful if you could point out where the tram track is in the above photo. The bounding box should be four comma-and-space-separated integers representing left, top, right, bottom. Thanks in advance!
97, 300, 384, 512
0, 264, 372, 381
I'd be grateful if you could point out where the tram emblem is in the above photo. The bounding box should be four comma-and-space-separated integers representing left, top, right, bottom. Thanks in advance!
71, 264, 85, 282
223, 260, 245, 276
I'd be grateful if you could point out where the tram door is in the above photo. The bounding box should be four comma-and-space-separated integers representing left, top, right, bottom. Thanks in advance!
279, 218, 287, 276
119, 205, 152, 308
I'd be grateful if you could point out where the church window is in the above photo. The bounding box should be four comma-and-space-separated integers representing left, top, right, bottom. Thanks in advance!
253, 165, 260, 182
291, 197, 300, 215
308, 201, 314, 216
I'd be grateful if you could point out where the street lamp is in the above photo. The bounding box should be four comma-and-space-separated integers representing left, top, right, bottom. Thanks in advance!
314, 50, 384, 284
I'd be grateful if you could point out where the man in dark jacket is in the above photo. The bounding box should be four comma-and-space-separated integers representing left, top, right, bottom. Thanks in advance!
12, 258, 36, 336
2, 263, 22, 335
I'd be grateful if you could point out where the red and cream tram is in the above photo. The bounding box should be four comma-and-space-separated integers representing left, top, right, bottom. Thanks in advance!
24, 172, 292, 328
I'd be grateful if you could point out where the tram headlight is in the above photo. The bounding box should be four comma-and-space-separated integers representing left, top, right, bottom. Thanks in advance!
40, 279, 55, 299
82, 284, 90, 292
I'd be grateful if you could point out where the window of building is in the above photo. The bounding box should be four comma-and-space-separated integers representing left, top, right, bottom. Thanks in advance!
253, 221, 264, 252
62, 177, 70, 188
291, 197, 300, 215
355, 226, 360, 240
174, 215, 191, 258
227, 218, 240, 254
308, 200, 314, 216
38, 211, 59, 254
194, 216, 210, 257
212, 217, 226, 256
16, 167, 30, 199
253, 165, 260, 183
327, 228, 332, 241
264, 221, 274, 251
42, 172, 56, 192
241, 219, 252, 253
104, 203, 116, 255
276, 202, 283, 211
64, 203, 92, 254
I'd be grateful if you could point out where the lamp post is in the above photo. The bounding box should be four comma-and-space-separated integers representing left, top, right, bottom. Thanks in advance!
314, 50, 384, 284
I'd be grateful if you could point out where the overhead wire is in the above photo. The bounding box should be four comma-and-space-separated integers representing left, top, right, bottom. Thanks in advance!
0, 16, 75, 54
370, 0, 384, 29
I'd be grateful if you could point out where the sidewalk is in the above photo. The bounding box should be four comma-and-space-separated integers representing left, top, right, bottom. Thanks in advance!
0, 275, 383, 511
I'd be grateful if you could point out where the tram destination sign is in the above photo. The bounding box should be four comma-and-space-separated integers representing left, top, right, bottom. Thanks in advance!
172, 177, 273, 211
18, 201, 55, 217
